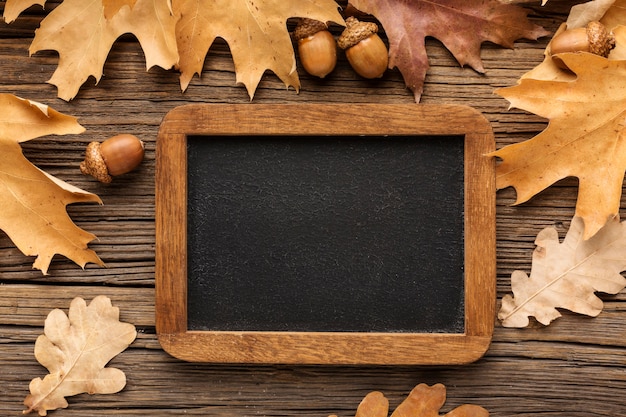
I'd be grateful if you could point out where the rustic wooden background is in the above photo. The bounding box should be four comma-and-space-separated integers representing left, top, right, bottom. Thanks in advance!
1, 1, 625, 416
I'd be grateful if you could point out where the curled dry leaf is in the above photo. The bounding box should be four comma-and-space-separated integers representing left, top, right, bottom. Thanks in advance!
24, 296, 137, 416
330, 383, 488, 417
0, 94, 103, 274
499, 216, 626, 328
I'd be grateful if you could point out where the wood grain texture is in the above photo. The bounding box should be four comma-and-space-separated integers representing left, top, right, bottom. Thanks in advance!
1, 0, 625, 415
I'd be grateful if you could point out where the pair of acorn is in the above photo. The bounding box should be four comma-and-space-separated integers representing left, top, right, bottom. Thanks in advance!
294, 16, 389, 79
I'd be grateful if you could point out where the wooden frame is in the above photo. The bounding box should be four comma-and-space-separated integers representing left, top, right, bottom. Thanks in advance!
155, 103, 495, 365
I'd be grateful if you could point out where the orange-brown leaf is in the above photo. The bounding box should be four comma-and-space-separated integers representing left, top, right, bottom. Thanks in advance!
26, 0, 178, 100
173, 0, 343, 99
332, 384, 488, 417
0, 94, 103, 274
348, 0, 549, 102
492, 54, 626, 239
23, 296, 137, 415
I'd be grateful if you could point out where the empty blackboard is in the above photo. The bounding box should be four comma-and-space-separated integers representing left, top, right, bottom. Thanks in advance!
155, 103, 496, 365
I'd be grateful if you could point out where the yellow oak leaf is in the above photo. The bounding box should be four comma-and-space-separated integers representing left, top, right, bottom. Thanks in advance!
499, 216, 626, 327
173, 0, 344, 99
491, 53, 626, 239
23, 296, 137, 416
3, 0, 46, 23
22, 0, 178, 100
0, 94, 103, 274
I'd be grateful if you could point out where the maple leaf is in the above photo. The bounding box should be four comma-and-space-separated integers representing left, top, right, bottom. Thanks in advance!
348, 0, 549, 102
330, 384, 489, 417
499, 216, 626, 327
23, 296, 137, 416
491, 53, 626, 240
5, 0, 179, 101
173, 0, 344, 99
0, 94, 104, 274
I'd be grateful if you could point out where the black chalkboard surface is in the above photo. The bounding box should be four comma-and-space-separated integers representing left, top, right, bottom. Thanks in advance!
156, 103, 496, 365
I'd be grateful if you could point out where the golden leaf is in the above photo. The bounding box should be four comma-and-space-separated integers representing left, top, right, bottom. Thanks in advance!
23, 296, 137, 416
20, 0, 178, 100
173, 0, 344, 99
0, 94, 103, 274
491, 53, 626, 239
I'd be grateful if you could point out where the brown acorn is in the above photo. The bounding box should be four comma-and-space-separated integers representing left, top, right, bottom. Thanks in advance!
337, 16, 388, 79
80, 134, 145, 183
550, 21, 615, 69
294, 18, 337, 78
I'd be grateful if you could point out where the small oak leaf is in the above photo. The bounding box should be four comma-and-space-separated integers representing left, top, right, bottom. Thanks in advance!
23, 296, 137, 416
332, 384, 488, 417
499, 216, 626, 327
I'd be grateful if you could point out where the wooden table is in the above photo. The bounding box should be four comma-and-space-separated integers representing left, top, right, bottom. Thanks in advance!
1, 1, 625, 416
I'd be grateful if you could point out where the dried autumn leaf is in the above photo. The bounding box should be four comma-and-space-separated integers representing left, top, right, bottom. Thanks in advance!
499, 216, 626, 327
173, 0, 343, 99
348, 0, 549, 102
5, 0, 179, 101
332, 384, 488, 417
0, 94, 103, 274
492, 53, 626, 239
24, 295, 137, 416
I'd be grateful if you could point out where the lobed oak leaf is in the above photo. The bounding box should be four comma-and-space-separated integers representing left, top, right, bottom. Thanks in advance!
0, 94, 103, 274
492, 53, 626, 239
173, 0, 344, 99
332, 384, 488, 417
20, 0, 178, 101
499, 216, 626, 328
348, 0, 549, 102
23, 295, 137, 416
3, 0, 46, 23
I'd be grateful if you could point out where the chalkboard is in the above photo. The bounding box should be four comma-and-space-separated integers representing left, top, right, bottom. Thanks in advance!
155, 103, 496, 365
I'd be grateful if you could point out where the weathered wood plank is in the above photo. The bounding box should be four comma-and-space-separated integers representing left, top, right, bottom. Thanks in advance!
0, 0, 625, 416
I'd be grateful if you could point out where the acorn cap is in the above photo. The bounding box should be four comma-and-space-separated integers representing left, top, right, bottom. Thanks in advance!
586, 21, 615, 57
337, 16, 378, 50
80, 141, 112, 183
293, 18, 328, 41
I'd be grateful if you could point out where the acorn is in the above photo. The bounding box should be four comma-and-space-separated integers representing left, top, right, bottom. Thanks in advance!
550, 21, 615, 69
294, 18, 337, 78
337, 16, 388, 79
80, 134, 145, 183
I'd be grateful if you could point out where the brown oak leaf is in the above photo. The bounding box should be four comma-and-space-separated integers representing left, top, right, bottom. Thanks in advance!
491, 53, 626, 239
4, 0, 179, 101
330, 383, 488, 417
0, 94, 103, 274
173, 0, 344, 99
499, 216, 626, 327
24, 296, 137, 416
348, 0, 549, 102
